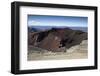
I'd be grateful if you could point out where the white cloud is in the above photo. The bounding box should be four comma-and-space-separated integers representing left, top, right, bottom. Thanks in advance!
28, 20, 41, 26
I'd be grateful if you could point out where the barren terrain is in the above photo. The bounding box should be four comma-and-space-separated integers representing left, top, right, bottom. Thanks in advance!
28, 40, 88, 61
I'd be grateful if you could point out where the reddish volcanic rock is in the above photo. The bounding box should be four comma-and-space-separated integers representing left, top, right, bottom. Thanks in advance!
28, 28, 87, 52
37, 33, 61, 51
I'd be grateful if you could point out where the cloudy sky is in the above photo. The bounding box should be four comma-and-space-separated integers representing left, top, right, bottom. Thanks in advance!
28, 15, 88, 27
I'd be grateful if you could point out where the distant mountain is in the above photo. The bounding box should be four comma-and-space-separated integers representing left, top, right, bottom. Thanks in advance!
28, 27, 39, 32
28, 26, 87, 32
69, 27, 87, 32
28, 27, 87, 52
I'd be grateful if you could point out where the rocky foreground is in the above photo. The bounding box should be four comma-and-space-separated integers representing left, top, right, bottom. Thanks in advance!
28, 40, 88, 61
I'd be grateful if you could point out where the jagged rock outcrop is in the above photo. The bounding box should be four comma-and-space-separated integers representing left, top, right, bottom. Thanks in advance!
28, 28, 87, 52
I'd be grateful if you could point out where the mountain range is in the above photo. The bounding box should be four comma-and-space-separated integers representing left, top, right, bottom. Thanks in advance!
28, 26, 87, 32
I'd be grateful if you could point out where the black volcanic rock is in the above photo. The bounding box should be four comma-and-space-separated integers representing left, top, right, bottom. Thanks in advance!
28, 27, 87, 52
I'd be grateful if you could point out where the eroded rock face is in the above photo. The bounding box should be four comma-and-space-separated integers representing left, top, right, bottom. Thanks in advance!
37, 33, 61, 51
28, 28, 87, 52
